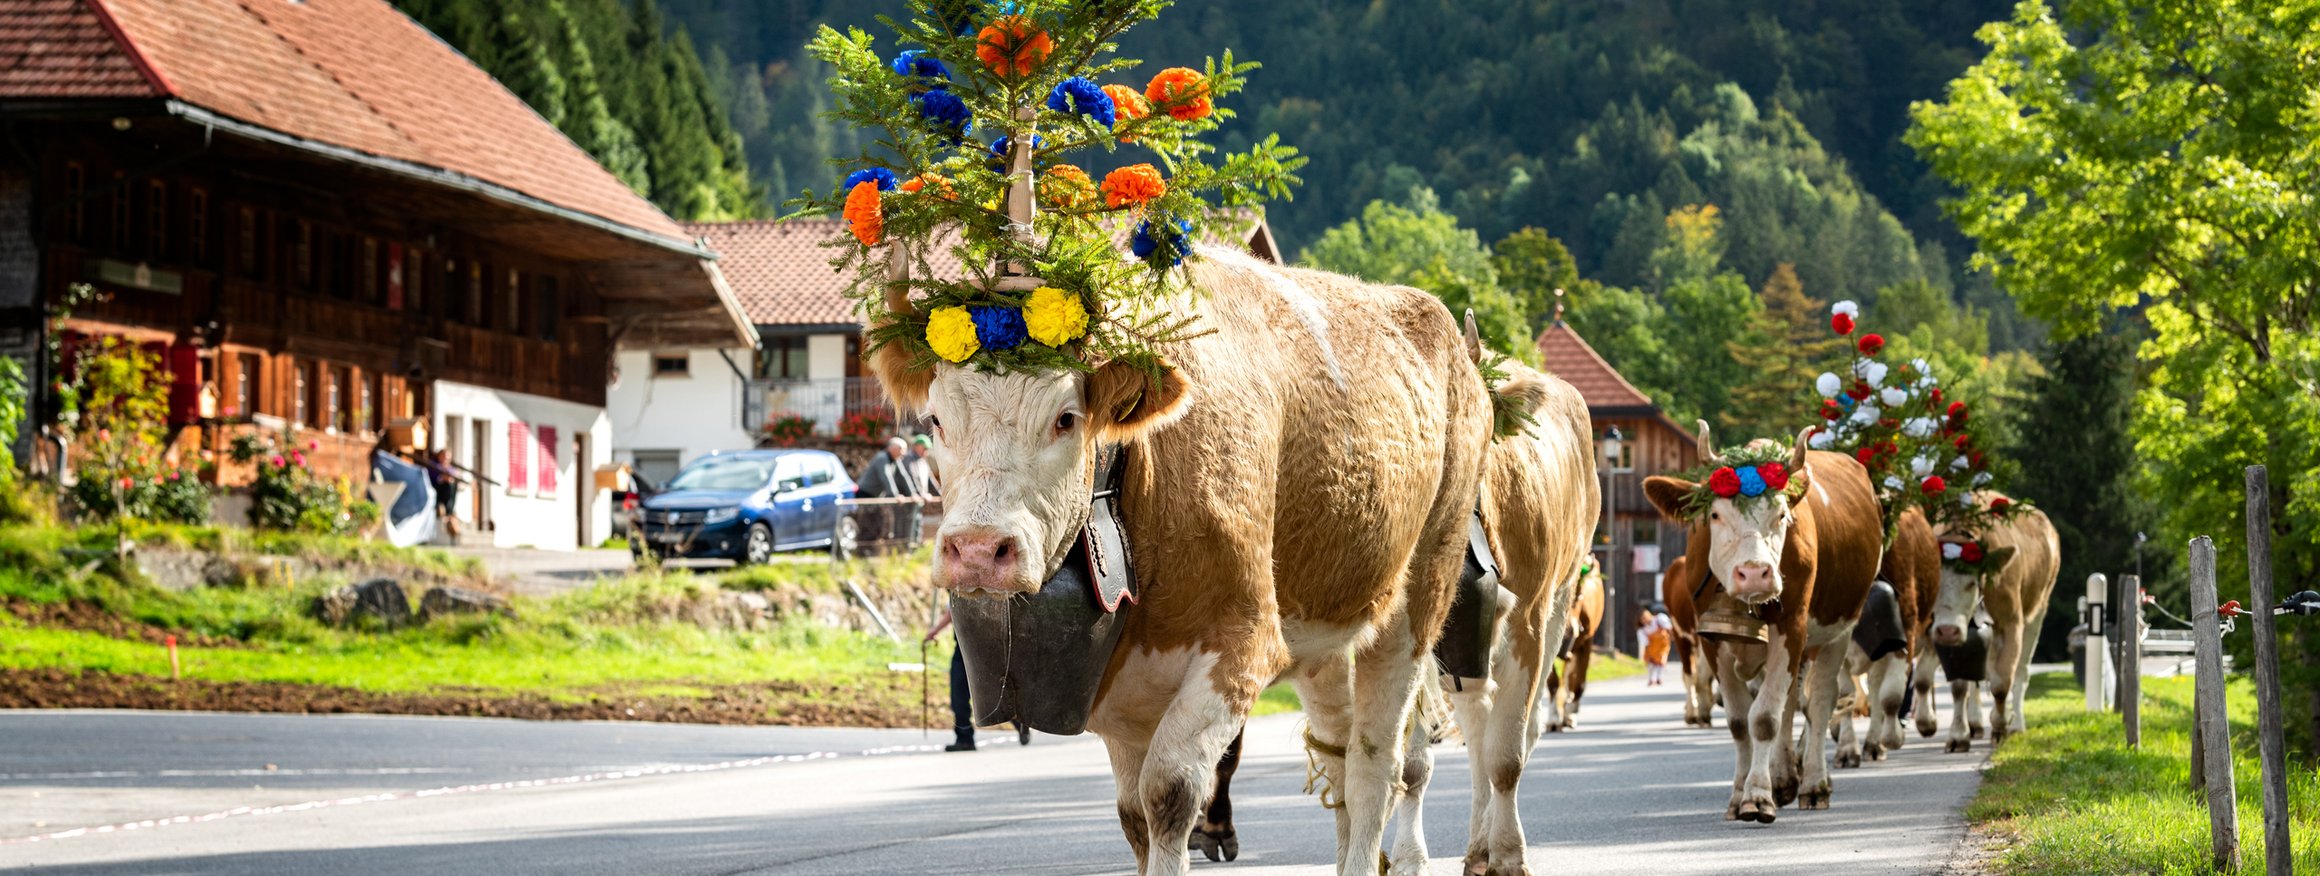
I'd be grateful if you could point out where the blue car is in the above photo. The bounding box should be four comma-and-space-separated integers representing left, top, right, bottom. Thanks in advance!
630, 450, 858, 564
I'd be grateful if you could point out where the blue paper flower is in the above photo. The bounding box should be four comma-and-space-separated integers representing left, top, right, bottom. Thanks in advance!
1046, 77, 1115, 128
1736, 466, 1768, 498
1131, 219, 1195, 267
969, 306, 1028, 351
987, 134, 1046, 170
914, 90, 972, 140
843, 167, 898, 192
890, 50, 952, 85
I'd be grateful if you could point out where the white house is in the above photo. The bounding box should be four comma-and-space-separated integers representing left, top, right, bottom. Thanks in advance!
605, 346, 759, 487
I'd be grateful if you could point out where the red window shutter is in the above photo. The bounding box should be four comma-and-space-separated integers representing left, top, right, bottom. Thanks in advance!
535, 426, 558, 494
506, 422, 531, 492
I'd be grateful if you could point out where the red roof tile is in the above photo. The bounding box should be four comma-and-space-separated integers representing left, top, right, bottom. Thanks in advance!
693, 217, 1279, 329
1, 0, 684, 243
0, 0, 158, 97
1537, 320, 1658, 411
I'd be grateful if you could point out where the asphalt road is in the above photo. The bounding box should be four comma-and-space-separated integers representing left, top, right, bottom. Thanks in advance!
1, 675, 1987, 874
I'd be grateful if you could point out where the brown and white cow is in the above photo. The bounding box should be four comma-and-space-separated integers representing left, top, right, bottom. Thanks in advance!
1541, 559, 1605, 731
1835, 507, 1936, 766
876, 246, 1491, 875
1643, 428, 1882, 822
1662, 552, 1718, 728
1918, 493, 2060, 751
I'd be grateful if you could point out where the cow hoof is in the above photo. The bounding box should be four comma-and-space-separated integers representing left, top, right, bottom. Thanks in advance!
1798, 786, 1831, 810
1946, 738, 1972, 754
1736, 799, 1777, 824
1465, 852, 1491, 875
1190, 832, 1219, 862
1992, 727, 2011, 746
1917, 719, 1939, 738
1970, 726, 1986, 740
1725, 802, 1743, 821
1559, 717, 1577, 731
1864, 743, 1887, 762
1221, 836, 1238, 862
1772, 780, 1798, 807
1836, 749, 1861, 769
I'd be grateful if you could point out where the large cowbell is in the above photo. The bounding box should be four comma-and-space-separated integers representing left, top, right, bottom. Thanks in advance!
950, 449, 1136, 736
1432, 511, 1501, 680
1851, 579, 1908, 661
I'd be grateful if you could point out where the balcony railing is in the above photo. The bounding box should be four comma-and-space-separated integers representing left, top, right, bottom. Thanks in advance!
750, 377, 895, 433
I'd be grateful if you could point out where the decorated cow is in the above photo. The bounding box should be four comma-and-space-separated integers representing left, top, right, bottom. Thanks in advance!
1541, 556, 1605, 731
1661, 552, 1719, 727
1834, 507, 1937, 766
1921, 493, 2060, 750
1644, 427, 1882, 822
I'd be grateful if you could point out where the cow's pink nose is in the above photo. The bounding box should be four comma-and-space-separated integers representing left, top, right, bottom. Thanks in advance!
1729, 562, 1776, 599
1933, 624, 1962, 646
941, 529, 1021, 592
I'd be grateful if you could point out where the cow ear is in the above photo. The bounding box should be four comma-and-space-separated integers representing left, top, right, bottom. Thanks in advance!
868, 342, 933, 412
1643, 475, 1698, 520
1087, 355, 1190, 441
1984, 545, 2018, 572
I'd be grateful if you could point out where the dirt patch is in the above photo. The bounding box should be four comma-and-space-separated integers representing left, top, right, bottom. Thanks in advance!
4, 599, 244, 649
0, 667, 938, 729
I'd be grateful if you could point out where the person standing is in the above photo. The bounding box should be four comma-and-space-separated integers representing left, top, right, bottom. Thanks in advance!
423, 449, 464, 539
858, 437, 923, 551
1637, 606, 1675, 686
925, 607, 1031, 751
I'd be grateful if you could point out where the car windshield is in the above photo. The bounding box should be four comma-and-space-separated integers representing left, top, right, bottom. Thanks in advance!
665, 457, 775, 492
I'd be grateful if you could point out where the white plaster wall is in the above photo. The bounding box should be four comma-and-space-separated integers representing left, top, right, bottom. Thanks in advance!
605, 348, 757, 471
807, 334, 846, 382
433, 380, 613, 551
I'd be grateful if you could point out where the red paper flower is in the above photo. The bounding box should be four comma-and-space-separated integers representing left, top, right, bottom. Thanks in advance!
1880, 418, 1899, 429
1820, 400, 1842, 420
1921, 475, 1946, 495
1832, 313, 1856, 335
1857, 333, 1885, 356
1928, 388, 1944, 407
1953, 433, 1971, 450
1855, 447, 1876, 467
1990, 497, 2012, 514
1707, 466, 1743, 498
1947, 401, 1969, 421
117, 477, 133, 490
1959, 542, 1985, 563
1969, 451, 1987, 469
1848, 381, 1872, 401
1758, 462, 1791, 491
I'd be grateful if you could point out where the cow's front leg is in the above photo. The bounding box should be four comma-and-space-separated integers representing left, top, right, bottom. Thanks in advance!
1770, 664, 1804, 807
1911, 649, 1940, 738
1190, 729, 1243, 862
1104, 733, 1156, 873
1135, 652, 1256, 876
1834, 646, 1864, 769
1385, 695, 1435, 876
1345, 620, 1426, 876
1797, 644, 1847, 809
1445, 672, 1496, 875
1684, 638, 1718, 727
1945, 678, 1974, 753
1711, 640, 1771, 822
1753, 629, 1800, 821
1866, 653, 1906, 758
1292, 649, 1357, 867
1986, 626, 2020, 745
2010, 606, 2049, 737
1967, 681, 1987, 739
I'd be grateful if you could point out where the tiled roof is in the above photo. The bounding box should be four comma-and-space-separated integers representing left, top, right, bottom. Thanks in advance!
1, 0, 686, 243
693, 217, 1278, 328
1537, 320, 1657, 411
0, 0, 156, 97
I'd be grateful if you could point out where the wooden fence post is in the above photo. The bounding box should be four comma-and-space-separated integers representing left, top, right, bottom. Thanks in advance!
2243, 466, 2292, 876
2189, 535, 2239, 873
2085, 573, 2110, 712
2119, 572, 2141, 748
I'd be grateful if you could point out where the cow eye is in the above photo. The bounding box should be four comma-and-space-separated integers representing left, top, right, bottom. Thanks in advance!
923, 415, 943, 440
1054, 411, 1079, 435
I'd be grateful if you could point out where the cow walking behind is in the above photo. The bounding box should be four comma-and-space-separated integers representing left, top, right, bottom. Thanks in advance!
1921, 493, 2060, 751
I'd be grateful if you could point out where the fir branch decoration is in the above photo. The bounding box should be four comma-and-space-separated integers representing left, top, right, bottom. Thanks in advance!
1669, 443, 1806, 522
1476, 351, 1536, 441
786, 1, 1305, 376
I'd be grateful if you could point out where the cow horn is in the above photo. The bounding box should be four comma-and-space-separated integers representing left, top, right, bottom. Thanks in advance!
1695, 419, 1719, 464
882, 240, 917, 318
1462, 309, 1482, 364
1789, 425, 1813, 472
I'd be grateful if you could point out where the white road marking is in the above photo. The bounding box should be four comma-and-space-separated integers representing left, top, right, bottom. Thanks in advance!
0, 744, 941, 846
2, 767, 472, 780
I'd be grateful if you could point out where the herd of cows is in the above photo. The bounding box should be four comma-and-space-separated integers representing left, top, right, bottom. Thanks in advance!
877, 248, 2062, 875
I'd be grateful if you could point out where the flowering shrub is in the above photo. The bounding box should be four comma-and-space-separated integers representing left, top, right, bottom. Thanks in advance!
838, 411, 892, 443
65, 337, 211, 524
226, 432, 371, 534
763, 415, 817, 447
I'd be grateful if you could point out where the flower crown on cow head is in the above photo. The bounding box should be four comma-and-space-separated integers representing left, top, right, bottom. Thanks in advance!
1669, 439, 1807, 522
1940, 538, 1992, 574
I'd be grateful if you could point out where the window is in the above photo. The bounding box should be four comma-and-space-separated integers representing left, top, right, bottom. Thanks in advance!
64, 162, 87, 242
145, 179, 167, 259
760, 336, 809, 379
187, 188, 209, 265
505, 268, 523, 333
328, 366, 349, 432
652, 353, 689, 377
360, 238, 379, 305
535, 276, 560, 341
109, 172, 130, 251
292, 360, 311, 426
358, 371, 376, 433
534, 425, 558, 494
505, 421, 532, 496
629, 449, 682, 489
233, 353, 259, 418
237, 208, 260, 279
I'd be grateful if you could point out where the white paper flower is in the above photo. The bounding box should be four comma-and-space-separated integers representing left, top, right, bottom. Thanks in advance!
1879, 387, 1909, 408
1832, 300, 1860, 318
1851, 404, 1880, 425
1905, 455, 1930, 478
1884, 475, 1905, 490
1941, 543, 1964, 560
1855, 359, 1890, 387
1917, 374, 1939, 390
1902, 417, 1938, 438
1815, 372, 1843, 398
1951, 456, 1971, 470
1808, 429, 1835, 450
1973, 472, 1993, 486
1910, 357, 1931, 375
1960, 492, 1976, 507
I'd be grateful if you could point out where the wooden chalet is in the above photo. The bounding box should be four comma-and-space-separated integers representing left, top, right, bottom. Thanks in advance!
0, 0, 753, 548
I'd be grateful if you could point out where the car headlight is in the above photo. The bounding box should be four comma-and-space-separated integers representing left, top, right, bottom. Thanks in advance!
702, 507, 740, 524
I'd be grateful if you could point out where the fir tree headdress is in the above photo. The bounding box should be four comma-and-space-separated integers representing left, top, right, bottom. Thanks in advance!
791, 0, 1305, 380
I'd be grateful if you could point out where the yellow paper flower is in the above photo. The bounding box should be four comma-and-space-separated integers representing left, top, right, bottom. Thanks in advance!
1024, 286, 1089, 347
926, 306, 980, 363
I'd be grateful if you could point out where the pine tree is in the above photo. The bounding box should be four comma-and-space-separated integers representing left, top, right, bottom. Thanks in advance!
1720, 263, 1843, 441
2007, 330, 2152, 660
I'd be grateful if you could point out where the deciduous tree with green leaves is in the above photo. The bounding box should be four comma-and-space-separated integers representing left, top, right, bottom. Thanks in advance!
1910, 0, 2320, 749
1301, 187, 1533, 363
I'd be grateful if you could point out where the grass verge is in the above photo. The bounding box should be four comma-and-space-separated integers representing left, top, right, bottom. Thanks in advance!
1969, 672, 2320, 874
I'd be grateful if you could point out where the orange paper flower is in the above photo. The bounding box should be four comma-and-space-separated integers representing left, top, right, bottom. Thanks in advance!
843, 181, 883, 245
975, 17, 1052, 78
1145, 67, 1212, 121
1104, 83, 1150, 142
900, 173, 956, 199
1100, 164, 1166, 209
1042, 164, 1096, 209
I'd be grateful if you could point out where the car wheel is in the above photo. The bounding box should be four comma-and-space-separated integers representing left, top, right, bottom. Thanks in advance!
743, 522, 774, 566
832, 515, 860, 562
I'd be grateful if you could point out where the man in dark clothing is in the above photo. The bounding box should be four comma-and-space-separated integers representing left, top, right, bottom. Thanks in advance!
857, 437, 923, 551
925, 607, 1030, 751
423, 449, 463, 538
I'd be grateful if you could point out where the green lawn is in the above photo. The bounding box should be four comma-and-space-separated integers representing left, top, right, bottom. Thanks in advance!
1970, 672, 2320, 874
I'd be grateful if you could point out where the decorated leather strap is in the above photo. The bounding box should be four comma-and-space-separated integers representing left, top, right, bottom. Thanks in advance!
1085, 444, 1136, 612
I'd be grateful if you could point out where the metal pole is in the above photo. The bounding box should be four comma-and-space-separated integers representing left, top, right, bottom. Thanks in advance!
2188, 536, 2239, 873
2085, 573, 2109, 712
2243, 466, 2291, 876
2119, 573, 2141, 748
